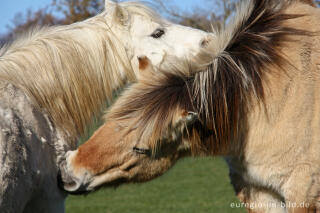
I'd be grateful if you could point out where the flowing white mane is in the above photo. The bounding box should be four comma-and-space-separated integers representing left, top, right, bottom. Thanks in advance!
0, 1, 161, 137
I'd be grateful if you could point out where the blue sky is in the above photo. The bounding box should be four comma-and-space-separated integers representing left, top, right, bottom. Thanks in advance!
0, 0, 206, 34
0, 0, 51, 34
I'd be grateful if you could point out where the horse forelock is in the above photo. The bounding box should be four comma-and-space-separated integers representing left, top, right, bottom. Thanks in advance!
106, 0, 312, 155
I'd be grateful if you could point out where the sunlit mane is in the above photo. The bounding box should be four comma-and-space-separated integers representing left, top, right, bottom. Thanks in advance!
0, 1, 161, 138
106, 0, 311, 154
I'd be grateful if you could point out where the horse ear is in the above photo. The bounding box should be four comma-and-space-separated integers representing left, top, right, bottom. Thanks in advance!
179, 111, 198, 127
173, 111, 198, 131
160, 111, 198, 142
105, 0, 129, 26
113, 4, 130, 26
138, 56, 154, 73
137, 56, 154, 79
105, 0, 116, 9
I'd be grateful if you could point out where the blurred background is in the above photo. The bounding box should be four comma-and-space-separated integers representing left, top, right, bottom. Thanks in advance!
0, 0, 246, 45
1, 0, 319, 43
0, 0, 319, 212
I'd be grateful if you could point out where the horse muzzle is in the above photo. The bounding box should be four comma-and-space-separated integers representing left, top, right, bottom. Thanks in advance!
57, 150, 92, 195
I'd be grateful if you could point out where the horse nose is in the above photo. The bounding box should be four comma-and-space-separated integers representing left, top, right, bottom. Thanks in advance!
57, 170, 88, 195
200, 34, 214, 48
57, 154, 90, 195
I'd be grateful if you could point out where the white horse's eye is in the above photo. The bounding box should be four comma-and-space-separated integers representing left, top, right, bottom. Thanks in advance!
151, 28, 165, 39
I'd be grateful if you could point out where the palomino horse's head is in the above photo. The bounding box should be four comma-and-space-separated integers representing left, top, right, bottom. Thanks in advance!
58, 57, 205, 193
103, 0, 212, 73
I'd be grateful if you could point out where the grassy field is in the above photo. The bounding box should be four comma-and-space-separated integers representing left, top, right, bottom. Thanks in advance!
66, 157, 246, 213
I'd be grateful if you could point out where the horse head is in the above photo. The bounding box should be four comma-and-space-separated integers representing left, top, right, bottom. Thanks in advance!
103, 0, 213, 74
58, 56, 205, 193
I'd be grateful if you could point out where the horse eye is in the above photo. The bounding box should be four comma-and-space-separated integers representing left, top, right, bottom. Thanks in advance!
151, 28, 165, 39
133, 147, 151, 156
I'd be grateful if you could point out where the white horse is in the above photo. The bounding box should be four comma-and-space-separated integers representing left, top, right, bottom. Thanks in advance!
0, 0, 211, 212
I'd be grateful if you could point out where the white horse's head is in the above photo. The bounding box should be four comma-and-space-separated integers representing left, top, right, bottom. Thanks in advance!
103, 0, 212, 73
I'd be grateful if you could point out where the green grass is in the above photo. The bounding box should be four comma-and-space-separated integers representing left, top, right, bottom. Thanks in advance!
66, 157, 246, 213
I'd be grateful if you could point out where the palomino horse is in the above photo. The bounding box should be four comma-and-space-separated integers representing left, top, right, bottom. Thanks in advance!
0, 0, 210, 212
59, 0, 320, 212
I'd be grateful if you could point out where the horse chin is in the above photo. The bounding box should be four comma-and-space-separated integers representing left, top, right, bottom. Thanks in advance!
57, 170, 87, 195
57, 162, 85, 194
57, 141, 185, 193
57, 150, 92, 194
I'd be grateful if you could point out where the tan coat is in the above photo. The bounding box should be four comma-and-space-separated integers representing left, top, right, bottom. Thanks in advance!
228, 3, 320, 212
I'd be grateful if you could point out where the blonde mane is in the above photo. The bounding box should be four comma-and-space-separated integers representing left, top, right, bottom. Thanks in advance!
0, 1, 160, 138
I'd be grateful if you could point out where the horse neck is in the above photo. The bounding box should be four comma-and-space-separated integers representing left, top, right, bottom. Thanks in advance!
0, 16, 134, 138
